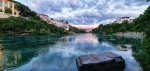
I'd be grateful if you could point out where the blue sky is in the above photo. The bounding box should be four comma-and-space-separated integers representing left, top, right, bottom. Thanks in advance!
15, 0, 150, 25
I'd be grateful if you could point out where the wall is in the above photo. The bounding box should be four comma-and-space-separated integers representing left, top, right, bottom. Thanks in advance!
0, 0, 19, 18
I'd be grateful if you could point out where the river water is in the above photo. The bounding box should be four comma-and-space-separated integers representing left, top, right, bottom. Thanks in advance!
0, 33, 142, 71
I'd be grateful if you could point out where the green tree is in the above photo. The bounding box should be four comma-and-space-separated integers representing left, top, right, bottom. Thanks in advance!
14, 2, 40, 20
5, 8, 12, 17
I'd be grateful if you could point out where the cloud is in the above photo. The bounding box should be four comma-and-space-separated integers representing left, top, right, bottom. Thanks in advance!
15, 0, 150, 25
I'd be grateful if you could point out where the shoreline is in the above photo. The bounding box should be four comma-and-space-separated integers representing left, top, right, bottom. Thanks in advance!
114, 32, 144, 38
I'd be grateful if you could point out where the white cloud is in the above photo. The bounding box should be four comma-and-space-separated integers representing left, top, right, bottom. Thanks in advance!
15, 0, 150, 25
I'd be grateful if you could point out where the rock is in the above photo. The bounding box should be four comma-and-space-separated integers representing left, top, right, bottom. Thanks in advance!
116, 44, 133, 51
116, 45, 128, 51
76, 52, 125, 71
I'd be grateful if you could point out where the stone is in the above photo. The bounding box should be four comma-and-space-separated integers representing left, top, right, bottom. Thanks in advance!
76, 52, 125, 71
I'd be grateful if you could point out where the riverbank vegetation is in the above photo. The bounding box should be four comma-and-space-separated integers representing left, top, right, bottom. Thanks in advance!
0, 1, 83, 35
92, 20, 133, 34
93, 5, 150, 71
0, 17, 65, 35
69, 26, 86, 33
14, 2, 40, 20
92, 6, 150, 35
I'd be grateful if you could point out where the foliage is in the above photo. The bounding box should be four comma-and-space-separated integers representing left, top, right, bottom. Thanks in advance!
0, 17, 65, 35
133, 37, 150, 71
5, 7, 12, 16
92, 6, 150, 71
133, 6, 150, 33
14, 2, 40, 20
69, 26, 85, 33
133, 6, 150, 70
92, 21, 133, 34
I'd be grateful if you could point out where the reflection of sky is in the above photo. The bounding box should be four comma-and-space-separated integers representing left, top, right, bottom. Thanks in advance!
112, 50, 141, 71
75, 34, 98, 46
9, 34, 141, 71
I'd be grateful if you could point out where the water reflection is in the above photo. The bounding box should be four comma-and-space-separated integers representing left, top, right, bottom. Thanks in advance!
0, 35, 62, 71
0, 34, 143, 71
75, 33, 99, 46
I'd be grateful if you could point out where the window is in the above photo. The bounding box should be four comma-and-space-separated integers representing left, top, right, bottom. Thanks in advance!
0, 8, 2, 12
14, 11, 16, 15
10, 3, 12, 8
5, 2, 7, 7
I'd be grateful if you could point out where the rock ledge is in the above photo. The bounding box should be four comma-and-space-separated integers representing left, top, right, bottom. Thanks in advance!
76, 52, 125, 71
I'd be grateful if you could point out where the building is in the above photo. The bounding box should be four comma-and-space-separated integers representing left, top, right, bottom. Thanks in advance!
48, 19, 70, 31
37, 14, 49, 22
115, 17, 133, 23
0, 0, 19, 18
38, 14, 70, 31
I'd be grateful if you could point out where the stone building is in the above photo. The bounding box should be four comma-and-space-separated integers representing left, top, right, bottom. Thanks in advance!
37, 14, 49, 22
48, 19, 69, 31
0, 0, 19, 18
38, 14, 70, 31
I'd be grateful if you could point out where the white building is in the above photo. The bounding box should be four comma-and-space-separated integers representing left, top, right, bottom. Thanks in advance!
38, 14, 70, 31
48, 19, 70, 31
115, 17, 133, 23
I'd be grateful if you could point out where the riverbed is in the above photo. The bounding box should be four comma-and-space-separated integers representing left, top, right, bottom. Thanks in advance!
0, 33, 142, 71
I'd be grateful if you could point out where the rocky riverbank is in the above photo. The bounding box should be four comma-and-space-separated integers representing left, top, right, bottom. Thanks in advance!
114, 32, 144, 38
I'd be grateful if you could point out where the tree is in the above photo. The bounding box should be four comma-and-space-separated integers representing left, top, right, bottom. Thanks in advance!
14, 3, 40, 20
5, 8, 12, 17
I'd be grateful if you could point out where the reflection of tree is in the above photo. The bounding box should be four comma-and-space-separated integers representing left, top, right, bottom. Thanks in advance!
0, 50, 22, 71
0, 35, 62, 71
97, 35, 142, 46
133, 37, 150, 71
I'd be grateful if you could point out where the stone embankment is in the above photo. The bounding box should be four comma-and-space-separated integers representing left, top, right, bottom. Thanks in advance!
114, 32, 144, 38
76, 52, 125, 71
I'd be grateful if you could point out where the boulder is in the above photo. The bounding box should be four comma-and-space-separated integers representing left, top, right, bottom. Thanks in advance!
76, 52, 125, 71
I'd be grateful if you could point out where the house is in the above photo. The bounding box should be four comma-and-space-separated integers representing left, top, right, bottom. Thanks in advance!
115, 17, 133, 23
0, 0, 19, 18
48, 19, 69, 31
38, 14, 70, 31
37, 14, 49, 22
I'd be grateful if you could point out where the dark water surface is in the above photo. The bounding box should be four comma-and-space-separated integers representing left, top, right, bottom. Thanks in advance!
0, 33, 142, 71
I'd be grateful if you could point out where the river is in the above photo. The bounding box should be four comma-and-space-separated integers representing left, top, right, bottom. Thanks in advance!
0, 33, 142, 71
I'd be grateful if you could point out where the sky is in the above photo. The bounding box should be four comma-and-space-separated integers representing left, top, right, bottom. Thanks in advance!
15, 0, 150, 26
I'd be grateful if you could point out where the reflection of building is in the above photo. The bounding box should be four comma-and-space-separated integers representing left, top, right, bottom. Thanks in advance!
115, 17, 133, 23
0, 50, 2, 58
0, 0, 19, 18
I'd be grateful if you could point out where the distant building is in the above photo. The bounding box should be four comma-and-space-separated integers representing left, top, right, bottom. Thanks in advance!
48, 19, 69, 31
115, 17, 133, 23
38, 14, 70, 31
0, 0, 19, 18
37, 14, 49, 22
